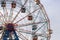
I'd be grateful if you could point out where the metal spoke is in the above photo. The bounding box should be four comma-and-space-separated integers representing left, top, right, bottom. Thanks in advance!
11, 8, 21, 22
18, 36, 25, 40
32, 10, 40, 23
17, 29, 32, 34
14, 14, 29, 23
0, 12, 5, 24
0, 12, 3, 17
16, 29, 46, 37
38, 3, 49, 20
0, 17, 3, 25
14, 8, 39, 24
23, 0, 28, 6
34, 23, 46, 33
9, 8, 14, 22
31, 8, 39, 13
16, 31, 28, 40
2, 7, 8, 22
19, 33, 28, 40
35, 33, 47, 38
18, 21, 46, 27
12, 0, 28, 23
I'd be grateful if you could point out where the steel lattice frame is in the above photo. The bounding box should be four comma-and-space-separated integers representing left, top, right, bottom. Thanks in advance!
0, 0, 52, 40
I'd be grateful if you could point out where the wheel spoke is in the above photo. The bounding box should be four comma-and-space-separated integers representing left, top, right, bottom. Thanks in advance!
14, 14, 29, 23
16, 31, 28, 40
18, 36, 25, 40
31, 8, 39, 13
34, 23, 46, 33
35, 33, 47, 37
0, 12, 5, 24
18, 21, 46, 27
0, 12, 3, 17
11, 8, 21, 22
3, 7, 8, 22
9, 8, 14, 22
23, 0, 28, 6
17, 29, 32, 34
12, 0, 28, 23
15, 8, 39, 23
38, 3, 49, 20
16, 29, 46, 37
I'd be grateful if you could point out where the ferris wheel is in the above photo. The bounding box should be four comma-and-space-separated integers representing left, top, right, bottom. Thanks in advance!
0, 0, 52, 40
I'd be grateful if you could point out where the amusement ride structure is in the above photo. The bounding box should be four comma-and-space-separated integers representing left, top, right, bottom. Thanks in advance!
0, 0, 52, 40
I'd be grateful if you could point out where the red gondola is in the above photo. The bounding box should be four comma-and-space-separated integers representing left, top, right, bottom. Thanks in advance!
33, 36, 38, 40
28, 15, 33, 20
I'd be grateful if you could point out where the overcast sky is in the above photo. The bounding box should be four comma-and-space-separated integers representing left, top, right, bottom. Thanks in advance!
41, 0, 60, 40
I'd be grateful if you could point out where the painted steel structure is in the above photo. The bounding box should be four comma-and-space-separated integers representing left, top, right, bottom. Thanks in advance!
0, 0, 52, 40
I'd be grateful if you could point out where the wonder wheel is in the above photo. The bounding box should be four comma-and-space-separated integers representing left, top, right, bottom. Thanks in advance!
0, 0, 52, 40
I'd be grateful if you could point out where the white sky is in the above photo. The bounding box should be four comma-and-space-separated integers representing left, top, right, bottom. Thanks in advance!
41, 0, 60, 40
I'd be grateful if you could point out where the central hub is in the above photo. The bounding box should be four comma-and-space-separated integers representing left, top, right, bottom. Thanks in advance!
5, 23, 15, 31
